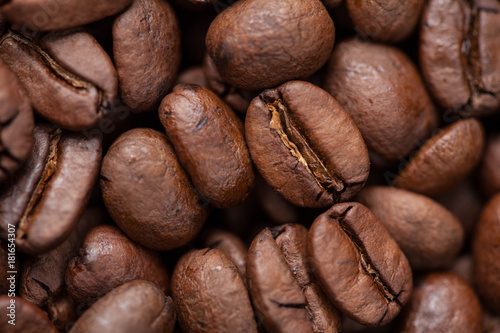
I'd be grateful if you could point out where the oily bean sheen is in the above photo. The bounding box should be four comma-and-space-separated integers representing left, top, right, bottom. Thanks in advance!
400, 273, 483, 333
1, 0, 131, 31
346, 0, 425, 43
0, 124, 102, 255
0, 29, 117, 131
101, 128, 209, 251
70, 280, 176, 333
65, 225, 170, 306
473, 194, 500, 315
307, 203, 412, 327
420, 0, 500, 117
358, 186, 464, 270
479, 133, 500, 197
245, 81, 369, 208
0, 58, 33, 183
160, 84, 254, 208
394, 119, 484, 196
247, 224, 342, 333
205, 0, 335, 90
0, 296, 57, 332
172, 249, 257, 333
113, 0, 181, 113
323, 39, 438, 161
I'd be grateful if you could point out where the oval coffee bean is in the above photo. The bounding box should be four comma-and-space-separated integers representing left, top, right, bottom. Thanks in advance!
0, 58, 33, 183
399, 273, 482, 333
420, 0, 500, 117
113, 0, 181, 113
172, 248, 257, 333
247, 224, 342, 333
323, 39, 438, 162
246, 81, 369, 208
473, 193, 500, 315
0, 29, 117, 131
160, 84, 255, 208
65, 225, 170, 306
358, 186, 464, 270
394, 118, 484, 196
0, 296, 57, 332
205, 0, 335, 90
479, 133, 500, 197
101, 128, 209, 251
70, 280, 176, 333
0, 124, 102, 255
1, 0, 132, 31
307, 202, 412, 327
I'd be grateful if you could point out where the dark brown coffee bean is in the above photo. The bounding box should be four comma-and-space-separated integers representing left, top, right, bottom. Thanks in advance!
101, 128, 209, 251
358, 186, 464, 270
0, 240, 20, 294
70, 280, 176, 333
0, 29, 117, 131
245, 80, 369, 208
113, 0, 181, 113
0, 124, 102, 255
1, 0, 132, 31
65, 225, 170, 306
323, 39, 438, 162
205, 0, 335, 90
159, 84, 255, 208
172, 248, 257, 333
399, 272, 482, 333
473, 193, 500, 315
479, 133, 500, 197
247, 224, 342, 333
307, 202, 412, 327
0, 58, 33, 183
420, 0, 500, 117
394, 119, 484, 196
0, 295, 57, 332
46, 294, 77, 332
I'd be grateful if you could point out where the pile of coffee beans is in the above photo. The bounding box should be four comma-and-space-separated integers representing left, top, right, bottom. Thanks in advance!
1, 0, 499, 332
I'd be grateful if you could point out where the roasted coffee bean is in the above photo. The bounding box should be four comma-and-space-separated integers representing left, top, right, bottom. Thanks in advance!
473, 193, 500, 315
0, 58, 33, 183
450, 254, 474, 286
323, 39, 438, 162
113, 0, 181, 113
65, 225, 170, 306
46, 294, 77, 332
159, 84, 254, 208
0, 295, 57, 332
399, 272, 482, 332
394, 119, 484, 196
172, 248, 257, 333
0, 124, 102, 255
420, 0, 500, 117
177, 66, 208, 88
101, 128, 209, 251
205, 0, 335, 90
0, 29, 117, 131
70, 280, 176, 333
307, 202, 412, 327
479, 133, 500, 197
247, 224, 342, 333
1, 0, 132, 32
358, 186, 464, 270
245, 80, 369, 208
0, 240, 20, 294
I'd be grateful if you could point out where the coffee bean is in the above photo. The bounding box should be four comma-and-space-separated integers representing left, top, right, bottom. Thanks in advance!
0, 58, 33, 183
206, 0, 335, 90
177, 66, 208, 88
0, 295, 57, 332
172, 248, 257, 333
113, 0, 181, 113
323, 39, 438, 162
46, 294, 76, 332
101, 128, 209, 251
479, 133, 500, 197
247, 224, 342, 333
450, 254, 474, 286
245, 80, 369, 208
160, 84, 255, 208
70, 280, 176, 333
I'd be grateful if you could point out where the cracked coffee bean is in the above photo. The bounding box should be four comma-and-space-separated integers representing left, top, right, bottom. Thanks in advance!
420, 0, 500, 117
307, 202, 412, 327
247, 224, 342, 333
172, 248, 257, 333
0, 29, 117, 131
245, 80, 369, 208
0, 295, 57, 332
0, 124, 102, 255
